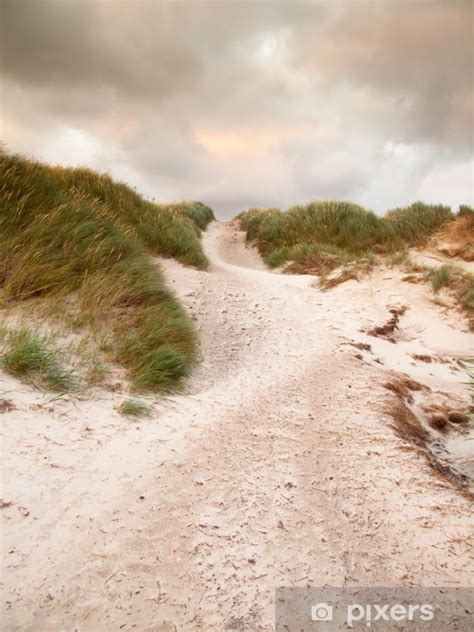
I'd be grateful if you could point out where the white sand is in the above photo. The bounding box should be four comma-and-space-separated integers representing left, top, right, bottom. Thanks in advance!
1, 221, 473, 630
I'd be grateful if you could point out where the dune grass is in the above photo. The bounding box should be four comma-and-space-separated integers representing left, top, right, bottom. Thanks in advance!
273, 243, 354, 275
118, 399, 152, 418
385, 202, 452, 244
2, 157, 214, 273
424, 264, 474, 329
238, 200, 453, 272
175, 201, 215, 231
238, 199, 472, 324
0, 150, 214, 391
1, 328, 73, 392
86, 363, 107, 385
428, 264, 453, 294
451, 272, 474, 331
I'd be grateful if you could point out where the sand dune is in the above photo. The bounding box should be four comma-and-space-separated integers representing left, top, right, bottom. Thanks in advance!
1, 221, 473, 630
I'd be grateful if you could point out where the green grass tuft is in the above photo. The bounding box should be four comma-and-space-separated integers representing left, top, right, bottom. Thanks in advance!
265, 248, 291, 268
86, 360, 108, 385
1, 328, 73, 392
428, 264, 453, 294
118, 399, 152, 417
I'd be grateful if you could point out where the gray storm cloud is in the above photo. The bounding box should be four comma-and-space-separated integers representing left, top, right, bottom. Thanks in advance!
1, 0, 472, 216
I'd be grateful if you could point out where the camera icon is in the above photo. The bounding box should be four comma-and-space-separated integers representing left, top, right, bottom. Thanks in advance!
311, 603, 333, 622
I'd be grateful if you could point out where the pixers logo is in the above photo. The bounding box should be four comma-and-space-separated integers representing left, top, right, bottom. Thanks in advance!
310, 602, 434, 627
346, 602, 434, 627
311, 603, 333, 622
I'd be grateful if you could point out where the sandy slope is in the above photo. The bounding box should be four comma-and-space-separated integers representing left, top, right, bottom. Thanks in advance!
1, 221, 473, 631
410, 250, 474, 275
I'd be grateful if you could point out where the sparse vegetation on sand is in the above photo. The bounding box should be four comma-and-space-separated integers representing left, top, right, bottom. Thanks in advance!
426, 265, 474, 329
428, 264, 453, 294
118, 399, 152, 418
238, 200, 453, 273
1, 328, 74, 392
425, 205, 474, 261
383, 373, 472, 495
0, 150, 215, 391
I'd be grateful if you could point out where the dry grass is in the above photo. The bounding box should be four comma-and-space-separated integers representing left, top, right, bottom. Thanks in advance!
319, 258, 376, 290
386, 399, 430, 445
367, 306, 408, 342
349, 342, 372, 352
428, 414, 449, 432
283, 244, 350, 275
0, 398, 16, 413
383, 375, 427, 404
412, 353, 433, 363
383, 376, 472, 495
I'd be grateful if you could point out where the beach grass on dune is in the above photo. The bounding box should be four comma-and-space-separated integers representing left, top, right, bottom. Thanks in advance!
425, 265, 474, 329
118, 399, 152, 417
428, 264, 453, 294
0, 150, 214, 391
238, 200, 453, 271
1, 328, 74, 392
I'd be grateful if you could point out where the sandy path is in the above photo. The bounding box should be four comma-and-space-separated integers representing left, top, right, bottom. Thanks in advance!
1, 221, 473, 630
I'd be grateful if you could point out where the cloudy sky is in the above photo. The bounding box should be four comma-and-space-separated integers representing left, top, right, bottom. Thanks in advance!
1, 0, 473, 217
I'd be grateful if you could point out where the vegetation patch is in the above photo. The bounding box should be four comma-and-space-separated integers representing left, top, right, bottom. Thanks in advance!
0, 150, 214, 391
238, 201, 472, 327
283, 243, 353, 275
427, 264, 453, 293
454, 274, 474, 330
426, 206, 474, 261
175, 201, 215, 232
0, 398, 16, 413
383, 373, 472, 495
384, 202, 452, 244
118, 399, 152, 418
367, 306, 408, 343
319, 258, 376, 290
238, 200, 452, 277
425, 265, 474, 330
383, 374, 427, 405
85, 360, 108, 385
1, 328, 74, 392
